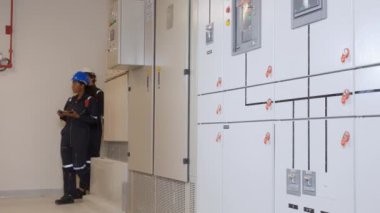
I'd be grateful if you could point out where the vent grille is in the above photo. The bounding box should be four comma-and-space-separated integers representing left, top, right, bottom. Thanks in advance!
101, 142, 128, 162
128, 171, 196, 213
156, 177, 186, 213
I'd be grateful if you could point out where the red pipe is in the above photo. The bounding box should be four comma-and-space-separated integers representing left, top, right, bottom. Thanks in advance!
0, 0, 14, 69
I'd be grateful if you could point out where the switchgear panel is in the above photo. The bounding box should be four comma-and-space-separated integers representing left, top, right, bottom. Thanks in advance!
206, 23, 214, 45
232, 0, 261, 55
292, 0, 327, 29
287, 169, 301, 196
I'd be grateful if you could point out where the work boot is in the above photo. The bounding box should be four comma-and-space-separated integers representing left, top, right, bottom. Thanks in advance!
55, 194, 74, 205
73, 189, 86, 199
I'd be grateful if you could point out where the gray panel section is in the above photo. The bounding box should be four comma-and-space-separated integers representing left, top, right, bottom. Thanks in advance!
302, 170, 317, 196
232, 0, 262, 55
287, 169, 302, 196
292, 0, 327, 29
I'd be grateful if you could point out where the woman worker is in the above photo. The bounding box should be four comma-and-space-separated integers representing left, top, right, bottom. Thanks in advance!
55, 71, 99, 205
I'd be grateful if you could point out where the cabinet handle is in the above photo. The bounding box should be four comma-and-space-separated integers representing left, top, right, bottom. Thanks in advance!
341, 48, 350, 63
265, 65, 273, 78
264, 132, 271, 145
215, 132, 222, 143
216, 104, 222, 115
341, 131, 351, 147
265, 99, 273, 111
216, 77, 222, 88
341, 89, 351, 105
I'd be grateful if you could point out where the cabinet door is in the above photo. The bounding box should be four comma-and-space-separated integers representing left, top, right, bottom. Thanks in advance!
197, 0, 224, 94
223, 123, 274, 213
275, 0, 308, 80
355, 0, 380, 66
222, 1, 246, 90
104, 74, 129, 142
154, 0, 189, 181
274, 121, 302, 213
247, 0, 275, 86
197, 124, 223, 213
310, 0, 354, 74
128, 68, 154, 174
325, 119, 355, 213
356, 118, 380, 212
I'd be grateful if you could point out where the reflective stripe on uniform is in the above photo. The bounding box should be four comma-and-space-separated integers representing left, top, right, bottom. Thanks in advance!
86, 161, 91, 164
96, 90, 102, 95
91, 116, 98, 119
73, 164, 87, 171
63, 164, 73, 168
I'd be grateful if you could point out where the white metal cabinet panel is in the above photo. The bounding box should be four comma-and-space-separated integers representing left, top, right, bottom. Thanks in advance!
226, 87, 274, 122
197, 0, 224, 94
275, 0, 308, 81
275, 79, 308, 101
222, 1, 246, 90
223, 123, 274, 213
128, 67, 154, 174
310, 98, 325, 118
294, 100, 308, 119
198, 93, 224, 123
247, 0, 275, 86
294, 121, 309, 171
356, 118, 380, 213
310, 71, 354, 116
310, 0, 354, 74
104, 74, 129, 142
274, 102, 292, 120
154, 0, 189, 181
355, 67, 380, 115
197, 124, 223, 213
325, 118, 355, 213
355, 0, 380, 66
274, 121, 302, 213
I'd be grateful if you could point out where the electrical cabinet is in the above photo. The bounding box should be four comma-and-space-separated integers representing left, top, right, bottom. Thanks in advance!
128, 67, 154, 174
310, 71, 354, 117
355, 0, 380, 66
222, 1, 246, 90
292, 0, 327, 29
197, 0, 224, 94
310, 0, 354, 74
355, 67, 380, 116
154, 0, 190, 182
231, 0, 261, 55
198, 93, 224, 124
223, 123, 274, 213
275, 0, 308, 81
246, 0, 274, 86
228, 85, 274, 121
356, 118, 380, 212
197, 124, 223, 213
107, 0, 145, 70
104, 74, 129, 142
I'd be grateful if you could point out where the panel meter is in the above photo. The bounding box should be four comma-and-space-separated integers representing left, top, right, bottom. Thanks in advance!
232, 0, 261, 55
292, 0, 327, 29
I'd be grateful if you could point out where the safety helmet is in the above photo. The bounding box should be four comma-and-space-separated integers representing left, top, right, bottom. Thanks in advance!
72, 71, 89, 85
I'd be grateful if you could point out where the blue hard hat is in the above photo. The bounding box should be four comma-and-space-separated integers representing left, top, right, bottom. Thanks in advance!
72, 71, 89, 85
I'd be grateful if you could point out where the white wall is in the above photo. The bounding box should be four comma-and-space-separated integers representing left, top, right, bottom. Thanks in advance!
0, 0, 108, 193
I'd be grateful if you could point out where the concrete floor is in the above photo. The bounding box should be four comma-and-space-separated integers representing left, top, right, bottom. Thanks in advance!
0, 197, 103, 213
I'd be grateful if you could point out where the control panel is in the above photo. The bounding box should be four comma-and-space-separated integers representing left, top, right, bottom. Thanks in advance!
232, 0, 261, 55
292, 0, 327, 29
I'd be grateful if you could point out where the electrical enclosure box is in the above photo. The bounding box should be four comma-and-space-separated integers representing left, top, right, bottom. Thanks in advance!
302, 170, 317, 196
232, 0, 261, 55
206, 23, 214, 45
287, 169, 301, 196
292, 0, 327, 29
107, 0, 145, 70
